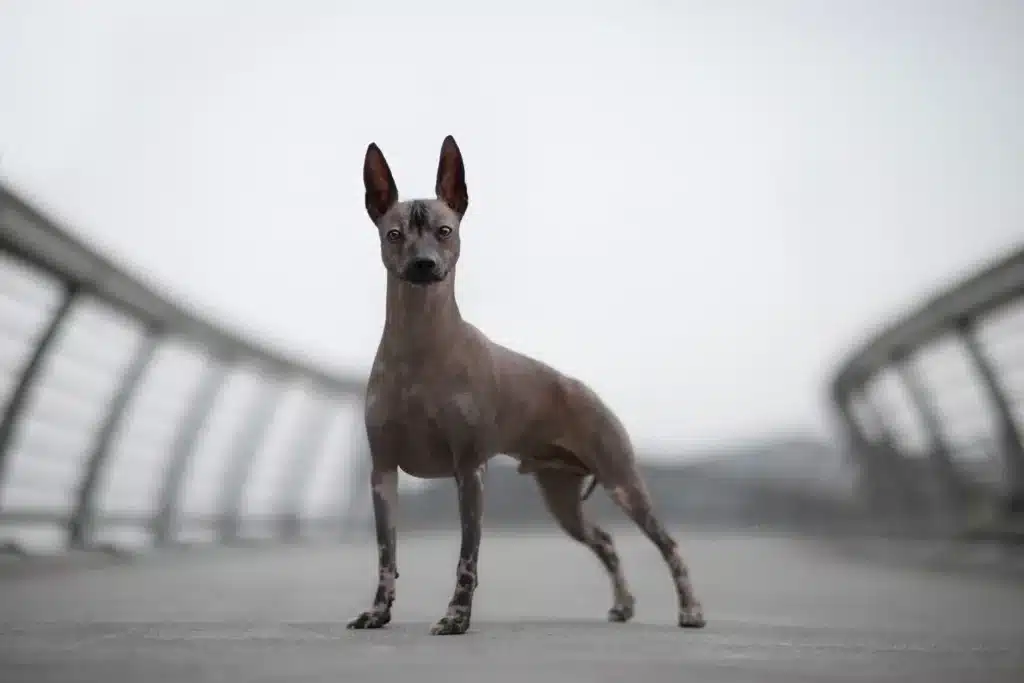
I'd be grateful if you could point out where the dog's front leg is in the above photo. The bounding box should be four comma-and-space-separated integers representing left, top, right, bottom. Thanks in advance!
429, 462, 485, 636
347, 467, 398, 629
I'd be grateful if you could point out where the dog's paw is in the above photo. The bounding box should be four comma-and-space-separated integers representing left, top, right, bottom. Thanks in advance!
429, 614, 471, 636
346, 609, 391, 630
607, 596, 635, 623
678, 604, 706, 629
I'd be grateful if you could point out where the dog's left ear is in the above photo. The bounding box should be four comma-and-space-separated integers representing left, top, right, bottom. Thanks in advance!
435, 135, 468, 218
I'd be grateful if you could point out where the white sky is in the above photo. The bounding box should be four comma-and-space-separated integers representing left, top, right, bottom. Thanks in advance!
1, 0, 1022, 453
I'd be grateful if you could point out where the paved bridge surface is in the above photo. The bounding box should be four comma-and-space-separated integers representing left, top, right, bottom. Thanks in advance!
2, 528, 1023, 682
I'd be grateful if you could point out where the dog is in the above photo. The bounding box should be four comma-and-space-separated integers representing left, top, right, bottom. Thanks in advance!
346, 135, 706, 635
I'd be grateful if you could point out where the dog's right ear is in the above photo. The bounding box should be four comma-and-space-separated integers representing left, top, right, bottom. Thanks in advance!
363, 142, 398, 223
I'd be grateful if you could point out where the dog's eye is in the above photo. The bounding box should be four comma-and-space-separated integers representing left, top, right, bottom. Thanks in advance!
437, 226, 453, 239
385, 229, 402, 243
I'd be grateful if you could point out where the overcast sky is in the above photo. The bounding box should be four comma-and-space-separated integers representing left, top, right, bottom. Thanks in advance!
1, 0, 1021, 453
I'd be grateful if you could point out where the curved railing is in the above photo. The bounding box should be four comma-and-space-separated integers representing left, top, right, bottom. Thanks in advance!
0, 182, 368, 554
830, 244, 1024, 534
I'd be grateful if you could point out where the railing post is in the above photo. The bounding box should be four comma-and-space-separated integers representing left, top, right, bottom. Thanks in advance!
855, 388, 929, 526
894, 351, 969, 518
834, 393, 889, 514
68, 326, 162, 549
342, 399, 374, 536
215, 379, 282, 543
151, 359, 230, 545
275, 395, 334, 540
957, 317, 1024, 516
0, 283, 77, 508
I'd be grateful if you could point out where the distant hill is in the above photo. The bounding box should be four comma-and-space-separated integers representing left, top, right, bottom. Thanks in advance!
394, 433, 862, 533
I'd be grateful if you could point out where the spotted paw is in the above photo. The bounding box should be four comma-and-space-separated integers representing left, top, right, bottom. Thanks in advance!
678, 604, 706, 629
346, 609, 391, 630
607, 598, 635, 623
429, 613, 471, 636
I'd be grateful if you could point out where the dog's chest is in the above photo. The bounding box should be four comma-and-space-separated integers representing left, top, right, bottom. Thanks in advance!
376, 383, 481, 429
365, 359, 489, 470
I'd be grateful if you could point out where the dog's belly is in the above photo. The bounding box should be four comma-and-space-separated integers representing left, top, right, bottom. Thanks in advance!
390, 419, 467, 479
396, 441, 456, 479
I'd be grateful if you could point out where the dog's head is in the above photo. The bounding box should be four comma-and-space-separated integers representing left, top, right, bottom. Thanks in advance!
362, 135, 468, 286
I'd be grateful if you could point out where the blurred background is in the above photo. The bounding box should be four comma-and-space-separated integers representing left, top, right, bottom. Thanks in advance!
0, 0, 1022, 562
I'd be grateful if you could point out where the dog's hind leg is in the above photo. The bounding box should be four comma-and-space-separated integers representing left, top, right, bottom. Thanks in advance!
534, 468, 635, 622
602, 467, 706, 628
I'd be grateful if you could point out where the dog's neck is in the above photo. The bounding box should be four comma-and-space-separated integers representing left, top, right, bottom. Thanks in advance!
381, 269, 463, 353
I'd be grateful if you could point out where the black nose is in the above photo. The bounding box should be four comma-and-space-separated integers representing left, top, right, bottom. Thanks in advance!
410, 258, 437, 274
404, 257, 442, 284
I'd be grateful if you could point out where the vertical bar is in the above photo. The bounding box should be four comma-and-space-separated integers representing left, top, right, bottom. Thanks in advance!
341, 398, 372, 535
833, 392, 887, 513
68, 326, 162, 549
215, 379, 282, 543
0, 283, 77, 506
151, 359, 230, 545
958, 317, 1024, 515
275, 395, 334, 540
855, 387, 929, 524
895, 353, 968, 515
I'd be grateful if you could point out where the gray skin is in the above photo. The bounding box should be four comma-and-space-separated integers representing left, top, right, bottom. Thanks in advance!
346, 136, 705, 636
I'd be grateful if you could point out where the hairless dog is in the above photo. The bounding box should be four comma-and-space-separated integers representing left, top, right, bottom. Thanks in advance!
346, 136, 706, 636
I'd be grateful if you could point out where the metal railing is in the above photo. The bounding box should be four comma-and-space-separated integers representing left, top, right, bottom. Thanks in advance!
0, 182, 368, 553
830, 244, 1024, 535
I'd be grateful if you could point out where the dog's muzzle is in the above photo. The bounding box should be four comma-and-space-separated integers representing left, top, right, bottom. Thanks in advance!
403, 257, 445, 285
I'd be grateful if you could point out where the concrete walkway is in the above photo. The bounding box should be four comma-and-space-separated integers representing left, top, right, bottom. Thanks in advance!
2, 528, 1023, 682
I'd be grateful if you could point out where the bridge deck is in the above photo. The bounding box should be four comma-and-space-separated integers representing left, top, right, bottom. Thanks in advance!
2, 529, 1023, 682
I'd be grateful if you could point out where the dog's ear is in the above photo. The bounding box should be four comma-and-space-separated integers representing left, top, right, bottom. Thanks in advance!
435, 135, 468, 218
363, 142, 398, 223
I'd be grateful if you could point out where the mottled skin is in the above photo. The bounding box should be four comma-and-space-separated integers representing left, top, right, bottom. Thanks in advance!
347, 136, 705, 635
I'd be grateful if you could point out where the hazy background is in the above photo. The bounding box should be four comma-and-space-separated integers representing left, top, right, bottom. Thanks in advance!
2, 0, 1022, 457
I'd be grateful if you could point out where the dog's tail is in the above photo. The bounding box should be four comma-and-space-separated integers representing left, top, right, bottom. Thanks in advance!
580, 474, 599, 501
